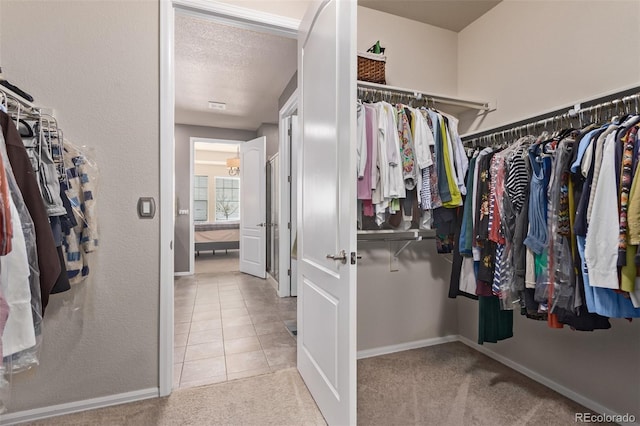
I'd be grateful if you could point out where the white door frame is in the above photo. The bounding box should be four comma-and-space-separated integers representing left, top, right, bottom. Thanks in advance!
160, 0, 299, 396
277, 91, 297, 297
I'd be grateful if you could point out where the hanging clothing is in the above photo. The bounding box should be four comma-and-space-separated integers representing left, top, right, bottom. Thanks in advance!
478, 296, 513, 345
22, 124, 67, 217
523, 143, 551, 254
1, 196, 35, 357
0, 290, 9, 368
0, 128, 42, 372
61, 141, 99, 284
440, 111, 468, 195
0, 111, 59, 313
357, 103, 372, 200
397, 106, 417, 190
358, 100, 463, 229
584, 131, 620, 290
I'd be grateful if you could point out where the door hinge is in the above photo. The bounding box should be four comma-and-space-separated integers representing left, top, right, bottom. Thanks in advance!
288, 128, 292, 137
287, 175, 291, 183
287, 222, 291, 229
287, 269, 291, 276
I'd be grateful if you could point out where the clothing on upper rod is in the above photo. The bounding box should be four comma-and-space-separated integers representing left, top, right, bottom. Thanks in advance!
356, 97, 469, 254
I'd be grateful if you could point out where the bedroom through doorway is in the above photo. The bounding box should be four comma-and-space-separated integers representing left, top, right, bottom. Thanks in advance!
172, 9, 298, 390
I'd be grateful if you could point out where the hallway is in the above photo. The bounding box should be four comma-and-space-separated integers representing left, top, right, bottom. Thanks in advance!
173, 252, 297, 389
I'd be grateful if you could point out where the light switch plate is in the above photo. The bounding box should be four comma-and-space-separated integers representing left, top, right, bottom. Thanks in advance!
138, 197, 156, 219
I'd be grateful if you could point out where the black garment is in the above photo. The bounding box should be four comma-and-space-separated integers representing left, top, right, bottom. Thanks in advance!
522, 288, 546, 321
474, 152, 496, 282
449, 202, 477, 300
478, 295, 513, 344
474, 152, 494, 242
433, 207, 457, 254
0, 79, 34, 102
574, 129, 602, 237
50, 246, 71, 294
49, 216, 70, 294
402, 188, 416, 219
1, 111, 60, 313
512, 187, 530, 291
555, 305, 611, 331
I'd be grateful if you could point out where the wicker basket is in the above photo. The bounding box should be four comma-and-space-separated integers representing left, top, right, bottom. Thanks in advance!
357, 51, 386, 84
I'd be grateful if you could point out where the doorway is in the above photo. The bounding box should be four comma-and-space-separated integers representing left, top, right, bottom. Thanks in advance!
191, 138, 242, 275
161, 0, 299, 395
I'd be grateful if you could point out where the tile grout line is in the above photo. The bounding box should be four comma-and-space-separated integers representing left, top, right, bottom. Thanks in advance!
178, 259, 296, 387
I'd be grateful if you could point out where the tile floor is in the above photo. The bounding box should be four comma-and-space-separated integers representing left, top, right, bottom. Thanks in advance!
174, 251, 297, 389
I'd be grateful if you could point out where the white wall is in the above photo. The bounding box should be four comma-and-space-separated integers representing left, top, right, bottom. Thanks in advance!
457, 0, 640, 419
218, 0, 310, 21
0, 0, 159, 413
358, 6, 458, 96
458, 0, 640, 134
357, 242, 457, 351
257, 123, 279, 158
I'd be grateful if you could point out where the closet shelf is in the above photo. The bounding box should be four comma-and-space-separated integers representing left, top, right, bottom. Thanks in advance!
358, 229, 435, 259
357, 229, 435, 242
357, 80, 495, 113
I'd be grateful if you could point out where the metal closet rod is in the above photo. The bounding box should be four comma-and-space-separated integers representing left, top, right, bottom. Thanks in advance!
0, 84, 41, 117
462, 88, 640, 146
357, 80, 492, 111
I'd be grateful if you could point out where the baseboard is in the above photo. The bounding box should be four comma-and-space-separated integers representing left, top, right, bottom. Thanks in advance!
266, 273, 278, 291
174, 271, 193, 277
0, 388, 159, 425
456, 335, 639, 426
357, 335, 458, 360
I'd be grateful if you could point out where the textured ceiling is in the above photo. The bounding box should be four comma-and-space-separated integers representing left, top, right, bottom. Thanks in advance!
175, 13, 297, 130
175, 2, 499, 131
359, 0, 502, 32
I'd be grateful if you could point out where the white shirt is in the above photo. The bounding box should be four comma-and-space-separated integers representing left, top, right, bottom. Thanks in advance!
584, 131, 620, 289
381, 102, 405, 200
1, 197, 36, 357
356, 103, 367, 179
409, 107, 434, 170
440, 112, 468, 195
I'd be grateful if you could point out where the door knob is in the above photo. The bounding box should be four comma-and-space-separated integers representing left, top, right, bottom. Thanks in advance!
326, 250, 347, 264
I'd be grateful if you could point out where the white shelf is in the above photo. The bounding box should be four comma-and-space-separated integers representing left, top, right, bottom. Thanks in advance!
357, 80, 495, 113
357, 229, 435, 242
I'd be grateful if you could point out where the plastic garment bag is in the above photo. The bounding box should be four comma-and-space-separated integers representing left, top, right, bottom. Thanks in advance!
0, 131, 42, 412
61, 140, 99, 284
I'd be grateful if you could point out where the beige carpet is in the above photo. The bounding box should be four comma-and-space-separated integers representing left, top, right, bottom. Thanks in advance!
25, 343, 610, 426
357, 342, 610, 426
26, 368, 326, 426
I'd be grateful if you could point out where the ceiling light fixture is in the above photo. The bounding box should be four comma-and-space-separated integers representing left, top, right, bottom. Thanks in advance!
208, 101, 226, 111
226, 146, 240, 176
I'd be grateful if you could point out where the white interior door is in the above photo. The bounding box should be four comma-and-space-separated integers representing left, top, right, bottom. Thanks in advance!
240, 136, 267, 278
290, 114, 299, 297
297, 1, 357, 425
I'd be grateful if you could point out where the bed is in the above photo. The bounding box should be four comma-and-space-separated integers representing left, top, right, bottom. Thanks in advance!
195, 222, 240, 255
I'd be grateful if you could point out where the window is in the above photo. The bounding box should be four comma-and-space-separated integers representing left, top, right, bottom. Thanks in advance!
194, 175, 208, 222
215, 177, 240, 222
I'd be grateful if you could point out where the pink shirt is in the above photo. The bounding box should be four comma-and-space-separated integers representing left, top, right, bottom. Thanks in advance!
358, 104, 377, 200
